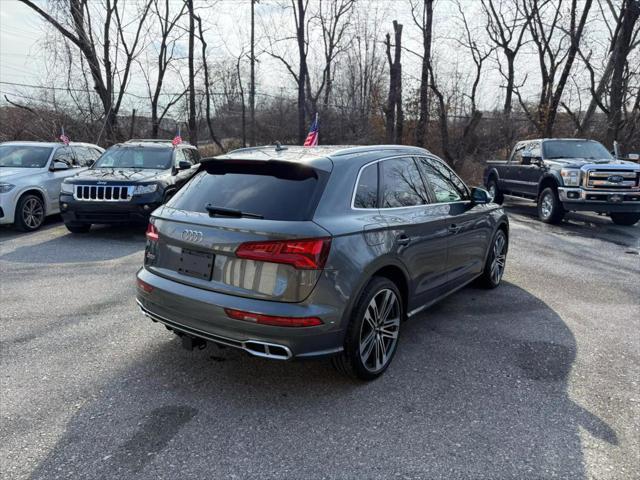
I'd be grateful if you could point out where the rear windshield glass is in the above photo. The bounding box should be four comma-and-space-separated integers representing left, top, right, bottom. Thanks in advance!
94, 147, 172, 169
0, 145, 52, 168
169, 161, 327, 221
543, 141, 612, 160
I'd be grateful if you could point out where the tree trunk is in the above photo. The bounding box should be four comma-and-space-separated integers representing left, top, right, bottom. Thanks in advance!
385, 21, 403, 144
249, 0, 256, 146
296, 0, 308, 144
415, 0, 433, 147
187, 0, 197, 145
606, 0, 640, 146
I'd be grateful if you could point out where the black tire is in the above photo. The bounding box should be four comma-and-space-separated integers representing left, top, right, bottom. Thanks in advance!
537, 187, 565, 224
610, 213, 640, 226
476, 229, 508, 289
487, 177, 504, 204
65, 223, 91, 233
332, 276, 402, 381
14, 194, 45, 232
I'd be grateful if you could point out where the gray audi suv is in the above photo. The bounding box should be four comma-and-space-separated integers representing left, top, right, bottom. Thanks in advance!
136, 145, 508, 379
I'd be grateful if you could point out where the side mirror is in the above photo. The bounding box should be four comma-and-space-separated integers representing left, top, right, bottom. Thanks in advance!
177, 160, 192, 171
50, 161, 69, 171
471, 187, 491, 205
87, 159, 95, 167
521, 153, 532, 165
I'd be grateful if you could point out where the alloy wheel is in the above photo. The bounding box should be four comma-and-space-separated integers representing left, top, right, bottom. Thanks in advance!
359, 289, 400, 373
490, 232, 507, 285
22, 198, 44, 229
540, 192, 553, 219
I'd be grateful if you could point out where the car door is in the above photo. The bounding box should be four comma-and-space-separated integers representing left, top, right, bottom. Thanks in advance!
43, 146, 81, 210
517, 141, 543, 197
377, 156, 450, 312
416, 156, 491, 287
502, 144, 526, 194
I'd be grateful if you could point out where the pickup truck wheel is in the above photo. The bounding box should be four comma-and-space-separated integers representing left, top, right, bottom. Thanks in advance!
14, 194, 45, 232
65, 223, 91, 233
538, 187, 565, 224
487, 178, 503, 204
476, 229, 508, 289
332, 277, 402, 381
609, 213, 640, 226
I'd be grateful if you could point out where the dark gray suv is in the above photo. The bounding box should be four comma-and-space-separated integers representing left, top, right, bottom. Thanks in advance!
136, 145, 509, 379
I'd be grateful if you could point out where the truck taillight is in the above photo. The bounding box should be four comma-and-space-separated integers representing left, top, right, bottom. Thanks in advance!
146, 223, 159, 242
235, 238, 331, 269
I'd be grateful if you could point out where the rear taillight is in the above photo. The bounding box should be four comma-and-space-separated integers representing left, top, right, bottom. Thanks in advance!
224, 308, 323, 327
146, 222, 159, 242
235, 238, 331, 269
137, 278, 154, 293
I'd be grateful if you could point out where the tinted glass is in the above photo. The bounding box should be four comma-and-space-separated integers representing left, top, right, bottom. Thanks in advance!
354, 163, 378, 208
0, 145, 52, 168
543, 140, 612, 160
380, 157, 429, 208
417, 157, 469, 203
74, 147, 95, 167
54, 147, 77, 166
170, 161, 327, 221
94, 147, 172, 169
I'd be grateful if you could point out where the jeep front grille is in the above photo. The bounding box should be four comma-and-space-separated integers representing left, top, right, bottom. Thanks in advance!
585, 170, 639, 190
74, 185, 132, 201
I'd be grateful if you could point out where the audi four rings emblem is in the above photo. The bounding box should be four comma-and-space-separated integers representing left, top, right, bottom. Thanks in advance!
182, 229, 204, 242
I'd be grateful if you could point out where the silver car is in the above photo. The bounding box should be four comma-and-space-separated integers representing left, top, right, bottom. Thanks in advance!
136, 145, 509, 379
0, 141, 104, 231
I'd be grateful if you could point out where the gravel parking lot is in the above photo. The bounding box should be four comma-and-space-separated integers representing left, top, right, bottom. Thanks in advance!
1, 200, 638, 480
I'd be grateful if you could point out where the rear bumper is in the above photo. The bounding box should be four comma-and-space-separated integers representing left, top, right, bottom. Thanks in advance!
60, 192, 162, 224
135, 267, 346, 360
558, 187, 640, 213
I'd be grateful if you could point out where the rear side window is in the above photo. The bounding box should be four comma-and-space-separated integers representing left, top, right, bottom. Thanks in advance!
416, 157, 469, 203
380, 157, 429, 208
354, 163, 378, 208
170, 161, 328, 221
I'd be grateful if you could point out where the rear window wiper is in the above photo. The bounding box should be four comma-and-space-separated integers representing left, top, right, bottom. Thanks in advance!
205, 204, 264, 219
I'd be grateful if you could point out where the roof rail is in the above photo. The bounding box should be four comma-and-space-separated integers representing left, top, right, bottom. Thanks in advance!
125, 138, 173, 143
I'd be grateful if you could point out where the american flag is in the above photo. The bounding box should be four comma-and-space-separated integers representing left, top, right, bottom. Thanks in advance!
303, 114, 319, 147
59, 127, 70, 145
172, 128, 182, 147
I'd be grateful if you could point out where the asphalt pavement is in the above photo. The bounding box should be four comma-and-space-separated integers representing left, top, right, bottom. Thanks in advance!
0, 200, 638, 479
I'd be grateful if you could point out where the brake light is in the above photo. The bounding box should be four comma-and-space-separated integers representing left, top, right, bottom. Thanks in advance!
224, 308, 323, 327
235, 238, 331, 269
146, 222, 159, 242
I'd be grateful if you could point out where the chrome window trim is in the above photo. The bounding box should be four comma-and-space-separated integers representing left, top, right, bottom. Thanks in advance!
350, 154, 472, 211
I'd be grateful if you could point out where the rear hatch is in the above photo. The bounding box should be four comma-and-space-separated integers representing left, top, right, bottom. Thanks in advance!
145, 158, 332, 303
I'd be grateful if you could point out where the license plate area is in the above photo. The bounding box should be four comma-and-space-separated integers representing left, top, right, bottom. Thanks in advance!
178, 248, 214, 281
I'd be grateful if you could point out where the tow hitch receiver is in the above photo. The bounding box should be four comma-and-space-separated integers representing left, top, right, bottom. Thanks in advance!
182, 335, 207, 351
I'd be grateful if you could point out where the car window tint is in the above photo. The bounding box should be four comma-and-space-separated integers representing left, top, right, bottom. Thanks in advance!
417, 157, 469, 203
54, 147, 76, 166
354, 163, 378, 208
380, 157, 428, 208
170, 161, 328, 221
74, 147, 94, 167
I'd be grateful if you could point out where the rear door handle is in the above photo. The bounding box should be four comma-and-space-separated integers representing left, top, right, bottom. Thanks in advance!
448, 224, 462, 234
396, 234, 411, 246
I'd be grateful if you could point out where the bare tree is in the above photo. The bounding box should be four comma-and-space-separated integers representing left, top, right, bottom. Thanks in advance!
481, 0, 531, 115
195, 15, 223, 150
19, 0, 152, 143
384, 20, 403, 144
250, 0, 257, 146
606, 0, 640, 145
145, 0, 187, 138
186, 0, 197, 145
411, 0, 433, 147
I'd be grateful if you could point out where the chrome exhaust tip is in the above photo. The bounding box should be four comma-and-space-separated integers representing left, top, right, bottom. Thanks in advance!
244, 341, 292, 360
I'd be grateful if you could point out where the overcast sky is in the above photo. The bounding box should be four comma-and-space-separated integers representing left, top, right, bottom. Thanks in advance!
0, 0, 622, 118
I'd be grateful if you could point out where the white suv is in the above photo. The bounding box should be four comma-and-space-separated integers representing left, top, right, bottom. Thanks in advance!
0, 141, 104, 231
